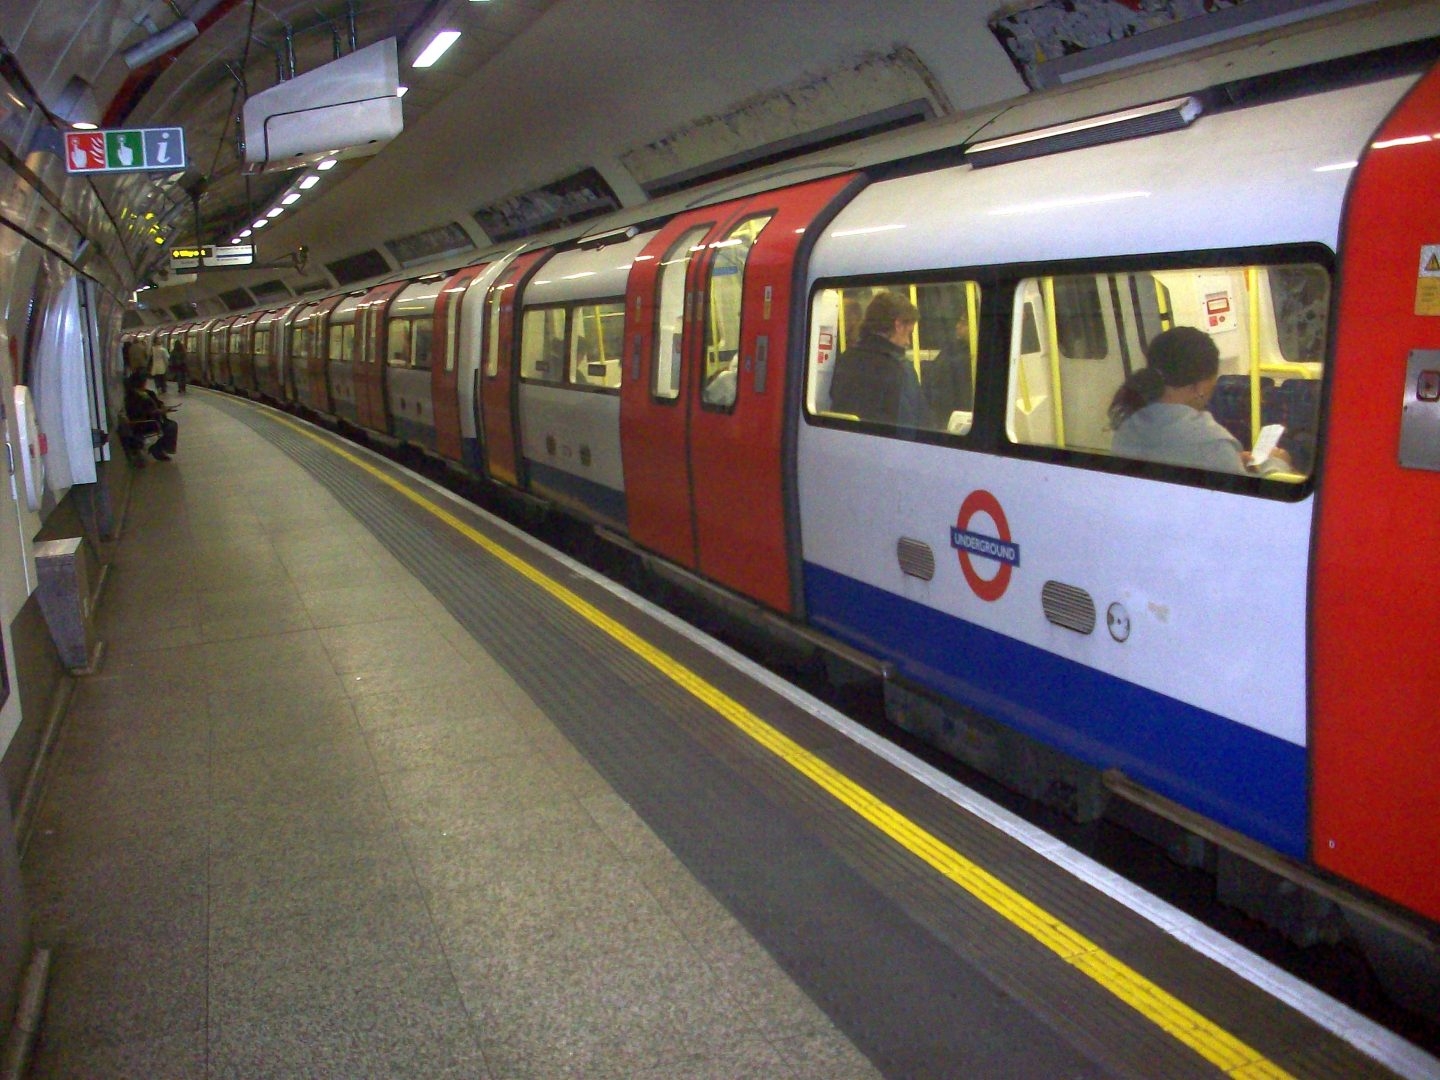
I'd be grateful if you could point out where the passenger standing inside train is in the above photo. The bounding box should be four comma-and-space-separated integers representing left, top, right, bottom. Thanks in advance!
124, 369, 179, 461
168, 338, 188, 395
1109, 326, 1290, 474
149, 339, 169, 395
922, 313, 974, 430
828, 291, 923, 427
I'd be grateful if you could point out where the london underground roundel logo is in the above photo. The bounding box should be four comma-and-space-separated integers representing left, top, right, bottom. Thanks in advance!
951, 489, 1020, 602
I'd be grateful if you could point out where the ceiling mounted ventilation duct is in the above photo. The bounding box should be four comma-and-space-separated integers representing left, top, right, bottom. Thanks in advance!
242, 38, 402, 173
123, 19, 199, 69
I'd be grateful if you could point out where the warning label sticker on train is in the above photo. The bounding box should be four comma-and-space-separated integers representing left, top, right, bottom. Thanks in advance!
1416, 244, 1440, 315
951, 490, 1019, 602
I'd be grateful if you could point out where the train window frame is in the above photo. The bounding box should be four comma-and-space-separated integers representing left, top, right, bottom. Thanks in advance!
803, 272, 982, 441
484, 284, 504, 379
996, 243, 1330, 501
1008, 256, 1330, 489
519, 305, 568, 385
412, 316, 434, 371
651, 224, 712, 404
386, 319, 411, 367
700, 214, 773, 414
567, 299, 625, 393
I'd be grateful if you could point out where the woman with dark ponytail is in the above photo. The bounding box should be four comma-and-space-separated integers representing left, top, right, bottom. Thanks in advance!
1109, 327, 1289, 474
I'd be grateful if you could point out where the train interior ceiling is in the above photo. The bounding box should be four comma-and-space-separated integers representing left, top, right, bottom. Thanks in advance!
5, 0, 1440, 1063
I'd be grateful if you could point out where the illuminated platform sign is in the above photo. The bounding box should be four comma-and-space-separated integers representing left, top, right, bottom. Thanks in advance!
170, 244, 255, 271
64, 127, 186, 174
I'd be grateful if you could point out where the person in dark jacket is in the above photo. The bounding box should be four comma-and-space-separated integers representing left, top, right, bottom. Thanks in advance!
168, 338, 189, 394
124, 369, 179, 461
922, 313, 974, 431
827, 291, 922, 427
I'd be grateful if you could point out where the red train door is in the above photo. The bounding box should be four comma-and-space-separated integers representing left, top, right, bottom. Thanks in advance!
309, 295, 345, 412
433, 264, 486, 462
480, 251, 549, 486
622, 174, 858, 612
1313, 63, 1440, 925
354, 282, 405, 433
621, 213, 725, 569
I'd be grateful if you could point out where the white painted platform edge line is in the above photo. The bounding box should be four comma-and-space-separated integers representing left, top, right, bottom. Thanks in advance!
288, 407, 1440, 1080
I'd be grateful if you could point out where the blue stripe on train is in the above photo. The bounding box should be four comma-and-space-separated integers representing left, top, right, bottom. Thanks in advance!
526, 460, 627, 530
802, 563, 1307, 859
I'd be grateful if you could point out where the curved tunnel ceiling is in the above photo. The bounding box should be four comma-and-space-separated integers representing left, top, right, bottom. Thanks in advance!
0, 0, 1392, 319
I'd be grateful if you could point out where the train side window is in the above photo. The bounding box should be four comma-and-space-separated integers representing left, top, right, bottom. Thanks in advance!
254, 328, 270, 357
702, 215, 772, 410
570, 301, 624, 390
520, 307, 566, 383
387, 319, 411, 366
653, 225, 710, 401
1006, 263, 1328, 481
806, 278, 980, 436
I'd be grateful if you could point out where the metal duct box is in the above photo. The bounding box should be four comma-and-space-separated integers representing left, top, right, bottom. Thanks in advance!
242, 38, 402, 172
34, 538, 99, 672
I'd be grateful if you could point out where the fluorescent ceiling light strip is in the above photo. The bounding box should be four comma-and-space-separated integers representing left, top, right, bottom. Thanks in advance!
413, 31, 460, 68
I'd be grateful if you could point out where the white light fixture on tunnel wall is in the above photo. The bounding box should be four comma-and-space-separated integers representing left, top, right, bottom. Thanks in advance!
52, 76, 100, 130
299, 175, 319, 189
317, 158, 338, 171
412, 31, 460, 69
282, 193, 300, 205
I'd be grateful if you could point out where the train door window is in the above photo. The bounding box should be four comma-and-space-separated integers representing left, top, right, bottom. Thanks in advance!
701, 215, 772, 410
520, 307, 566, 383
570, 301, 624, 390
254, 328, 270, 358
412, 317, 434, 370
445, 299, 460, 372
387, 319, 411, 366
806, 278, 980, 436
652, 225, 710, 401
1005, 262, 1329, 481
328, 322, 353, 362
484, 285, 504, 378
289, 323, 309, 362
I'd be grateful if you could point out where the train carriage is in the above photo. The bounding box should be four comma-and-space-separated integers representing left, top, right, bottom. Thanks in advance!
514, 237, 642, 528
795, 67, 1438, 931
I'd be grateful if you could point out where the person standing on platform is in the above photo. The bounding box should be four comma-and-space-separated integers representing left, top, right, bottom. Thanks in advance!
169, 338, 189, 395
150, 339, 169, 395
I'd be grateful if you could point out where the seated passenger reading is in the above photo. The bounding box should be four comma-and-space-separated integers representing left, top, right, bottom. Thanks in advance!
1109, 327, 1291, 475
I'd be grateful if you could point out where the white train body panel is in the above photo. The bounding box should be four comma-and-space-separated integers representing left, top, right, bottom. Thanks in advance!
808, 79, 1408, 276
516, 235, 651, 524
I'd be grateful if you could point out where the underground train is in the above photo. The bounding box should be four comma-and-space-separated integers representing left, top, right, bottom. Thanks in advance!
137, 28, 1440, 1014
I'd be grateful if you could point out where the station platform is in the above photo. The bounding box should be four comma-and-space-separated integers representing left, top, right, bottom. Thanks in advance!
17, 391, 1440, 1079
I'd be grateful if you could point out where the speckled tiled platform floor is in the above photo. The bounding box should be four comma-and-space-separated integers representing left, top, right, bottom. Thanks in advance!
20, 392, 879, 1079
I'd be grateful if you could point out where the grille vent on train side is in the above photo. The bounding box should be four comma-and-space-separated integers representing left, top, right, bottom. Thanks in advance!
1041, 580, 1096, 634
896, 538, 936, 581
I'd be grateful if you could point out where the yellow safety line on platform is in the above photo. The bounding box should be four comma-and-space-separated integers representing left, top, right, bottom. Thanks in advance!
273, 411, 1291, 1079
